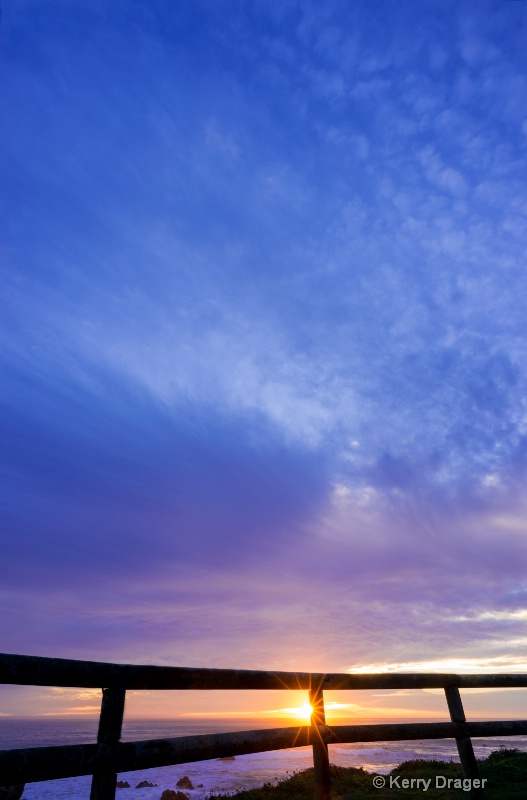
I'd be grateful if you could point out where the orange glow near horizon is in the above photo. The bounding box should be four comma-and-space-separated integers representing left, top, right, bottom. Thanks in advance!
4, 684, 526, 721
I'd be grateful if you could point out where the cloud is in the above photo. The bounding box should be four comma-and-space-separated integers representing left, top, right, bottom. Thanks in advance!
2, 0, 527, 692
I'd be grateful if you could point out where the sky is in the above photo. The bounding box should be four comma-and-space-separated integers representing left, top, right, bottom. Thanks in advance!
1, 0, 527, 722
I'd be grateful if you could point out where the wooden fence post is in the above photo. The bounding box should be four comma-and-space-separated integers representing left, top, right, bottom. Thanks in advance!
310, 682, 331, 800
90, 687, 126, 800
444, 686, 485, 800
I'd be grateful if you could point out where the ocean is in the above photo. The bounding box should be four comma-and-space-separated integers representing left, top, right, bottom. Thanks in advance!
1, 717, 526, 799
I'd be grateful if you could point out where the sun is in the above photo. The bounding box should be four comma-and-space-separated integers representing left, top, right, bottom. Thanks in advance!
282, 701, 313, 722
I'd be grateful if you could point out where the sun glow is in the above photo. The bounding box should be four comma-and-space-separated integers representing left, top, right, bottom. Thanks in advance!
281, 702, 314, 722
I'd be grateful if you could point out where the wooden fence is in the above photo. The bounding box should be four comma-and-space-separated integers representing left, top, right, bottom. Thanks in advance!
1, 653, 527, 800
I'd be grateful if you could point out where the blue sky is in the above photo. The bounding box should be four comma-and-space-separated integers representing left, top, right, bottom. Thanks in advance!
2, 0, 527, 718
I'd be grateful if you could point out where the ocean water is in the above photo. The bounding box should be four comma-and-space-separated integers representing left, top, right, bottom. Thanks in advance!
1, 718, 526, 799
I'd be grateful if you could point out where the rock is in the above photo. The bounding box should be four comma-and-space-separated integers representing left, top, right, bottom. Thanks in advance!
116, 780, 130, 788
136, 780, 157, 787
176, 776, 194, 789
160, 791, 189, 800
0, 788, 25, 800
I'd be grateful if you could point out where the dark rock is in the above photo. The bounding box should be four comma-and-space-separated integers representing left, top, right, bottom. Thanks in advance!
160, 791, 189, 800
0, 788, 25, 800
116, 780, 130, 788
176, 776, 194, 789
136, 780, 157, 787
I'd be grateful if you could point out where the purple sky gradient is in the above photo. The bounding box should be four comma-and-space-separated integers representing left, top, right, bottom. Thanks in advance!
1, 0, 527, 719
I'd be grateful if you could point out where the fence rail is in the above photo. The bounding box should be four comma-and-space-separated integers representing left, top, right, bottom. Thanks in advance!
1, 653, 526, 800
3, 652, 527, 690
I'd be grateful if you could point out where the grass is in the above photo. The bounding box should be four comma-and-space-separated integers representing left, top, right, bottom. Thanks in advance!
205, 749, 527, 800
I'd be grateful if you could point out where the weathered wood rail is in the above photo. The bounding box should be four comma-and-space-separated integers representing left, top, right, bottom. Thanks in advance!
1, 654, 527, 800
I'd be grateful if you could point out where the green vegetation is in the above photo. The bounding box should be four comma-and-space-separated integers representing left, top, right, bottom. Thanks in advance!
206, 749, 527, 800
